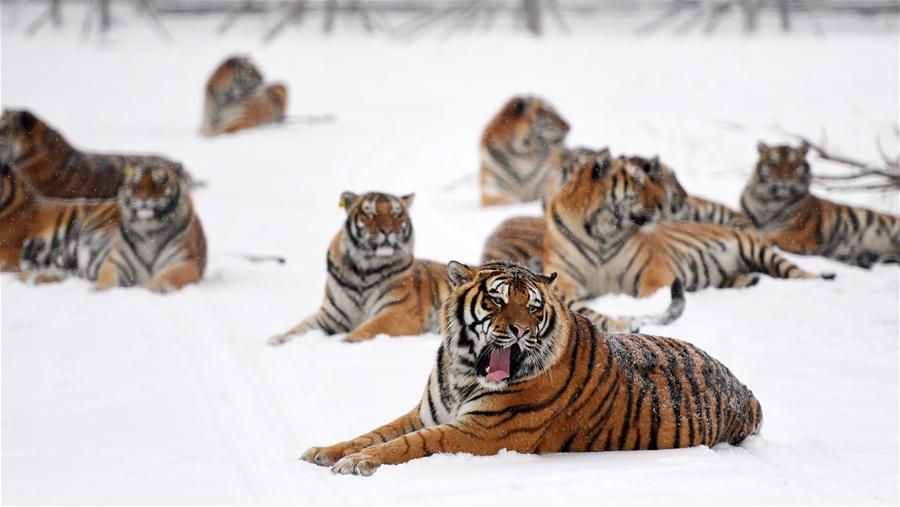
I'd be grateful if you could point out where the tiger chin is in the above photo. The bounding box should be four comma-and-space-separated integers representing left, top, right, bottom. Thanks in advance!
269, 191, 452, 345
741, 141, 900, 268
480, 95, 569, 207
0, 109, 192, 200
301, 261, 763, 477
201, 55, 288, 135
7, 164, 207, 292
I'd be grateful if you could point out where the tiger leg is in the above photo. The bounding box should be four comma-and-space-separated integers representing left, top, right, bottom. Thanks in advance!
344, 307, 427, 343
302, 407, 423, 467
17, 269, 68, 285
480, 164, 516, 207
94, 259, 121, 290
747, 240, 835, 281
269, 309, 337, 345
330, 422, 522, 476
145, 261, 203, 293
721, 272, 761, 289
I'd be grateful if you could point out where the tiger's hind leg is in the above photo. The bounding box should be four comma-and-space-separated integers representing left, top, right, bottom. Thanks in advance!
302, 407, 423, 467
344, 307, 427, 343
145, 261, 203, 293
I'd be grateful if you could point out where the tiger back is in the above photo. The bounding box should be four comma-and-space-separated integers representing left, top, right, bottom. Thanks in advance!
544, 154, 834, 299
269, 191, 451, 345
300, 261, 763, 476
742, 142, 900, 267
19, 165, 206, 292
0, 109, 191, 200
480, 96, 570, 207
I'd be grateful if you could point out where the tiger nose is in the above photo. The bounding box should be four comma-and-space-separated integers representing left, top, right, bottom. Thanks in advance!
508, 324, 529, 339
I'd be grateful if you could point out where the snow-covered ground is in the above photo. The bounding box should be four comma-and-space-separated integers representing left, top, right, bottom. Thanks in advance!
2, 6, 898, 504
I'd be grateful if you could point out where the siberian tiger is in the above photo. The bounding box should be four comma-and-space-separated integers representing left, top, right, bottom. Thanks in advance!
0, 109, 192, 200
540, 145, 604, 210
485, 153, 757, 275
741, 142, 900, 268
201, 55, 287, 135
7, 164, 206, 292
269, 191, 452, 344
301, 261, 763, 476
211, 84, 287, 135
480, 96, 569, 207
543, 153, 834, 299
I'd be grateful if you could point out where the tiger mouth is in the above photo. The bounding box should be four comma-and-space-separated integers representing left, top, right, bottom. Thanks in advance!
476, 343, 522, 383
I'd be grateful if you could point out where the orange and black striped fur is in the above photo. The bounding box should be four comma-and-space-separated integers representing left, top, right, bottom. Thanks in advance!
0, 109, 191, 200
480, 96, 569, 207
543, 153, 833, 299
201, 56, 287, 135
5, 164, 206, 292
269, 191, 451, 345
493, 152, 752, 274
742, 142, 900, 268
301, 261, 763, 476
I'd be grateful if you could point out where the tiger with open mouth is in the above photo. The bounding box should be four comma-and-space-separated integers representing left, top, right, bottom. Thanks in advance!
301, 261, 763, 476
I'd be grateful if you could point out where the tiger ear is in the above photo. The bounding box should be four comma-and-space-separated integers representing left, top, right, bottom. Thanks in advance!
339, 191, 359, 211
797, 141, 810, 158
539, 272, 557, 285
16, 110, 36, 130
642, 156, 662, 181
506, 97, 527, 117
757, 142, 769, 156
598, 147, 611, 158
124, 166, 136, 179
447, 261, 476, 287
400, 193, 415, 209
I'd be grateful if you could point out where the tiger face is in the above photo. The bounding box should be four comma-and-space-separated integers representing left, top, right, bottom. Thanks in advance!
628, 155, 689, 218
0, 109, 40, 166
341, 191, 415, 260
504, 96, 570, 151
750, 142, 811, 202
445, 261, 564, 388
120, 166, 182, 223
556, 154, 666, 240
548, 145, 608, 191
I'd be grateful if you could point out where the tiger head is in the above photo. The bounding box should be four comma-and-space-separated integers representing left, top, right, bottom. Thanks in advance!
546, 145, 608, 195
552, 153, 667, 241
485, 96, 570, 153
120, 165, 184, 224
749, 142, 811, 202
340, 191, 415, 261
0, 109, 46, 166
207, 55, 265, 106
626, 155, 689, 219
444, 261, 565, 388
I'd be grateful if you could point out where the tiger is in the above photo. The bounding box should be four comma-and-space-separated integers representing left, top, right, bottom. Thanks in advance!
300, 261, 763, 476
210, 84, 288, 135
484, 152, 757, 276
201, 55, 287, 135
542, 153, 834, 299
268, 191, 452, 344
480, 95, 570, 207
0, 109, 192, 200
741, 141, 900, 268
8, 164, 206, 292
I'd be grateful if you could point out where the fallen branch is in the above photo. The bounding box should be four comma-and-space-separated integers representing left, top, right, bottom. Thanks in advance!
784, 129, 900, 190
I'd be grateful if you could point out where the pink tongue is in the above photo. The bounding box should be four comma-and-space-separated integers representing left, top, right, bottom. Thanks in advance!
486, 347, 512, 382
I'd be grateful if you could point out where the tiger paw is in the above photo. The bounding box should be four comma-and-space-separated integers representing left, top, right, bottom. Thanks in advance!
343, 331, 375, 343
331, 453, 381, 476
301, 445, 346, 467
268, 333, 293, 346
821, 272, 836, 280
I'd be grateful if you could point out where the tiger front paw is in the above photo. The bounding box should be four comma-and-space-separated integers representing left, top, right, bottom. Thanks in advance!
331, 452, 381, 477
268, 333, 293, 346
301, 445, 348, 467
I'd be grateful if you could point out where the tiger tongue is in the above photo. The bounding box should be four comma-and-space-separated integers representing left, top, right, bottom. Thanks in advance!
485, 347, 512, 382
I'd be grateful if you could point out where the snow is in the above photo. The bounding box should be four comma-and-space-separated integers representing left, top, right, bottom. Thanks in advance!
2, 6, 898, 504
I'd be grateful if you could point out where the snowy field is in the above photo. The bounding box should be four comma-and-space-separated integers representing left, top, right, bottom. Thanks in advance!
2, 6, 898, 504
